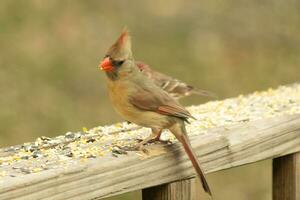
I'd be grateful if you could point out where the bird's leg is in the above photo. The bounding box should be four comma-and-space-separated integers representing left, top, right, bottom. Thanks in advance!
122, 129, 165, 153
136, 128, 162, 152
147, 128, 162, 143
149, 129, 172, 144
152, 131, 162, 141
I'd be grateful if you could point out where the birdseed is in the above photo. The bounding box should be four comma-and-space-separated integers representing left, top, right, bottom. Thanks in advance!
0, 83, 299, 178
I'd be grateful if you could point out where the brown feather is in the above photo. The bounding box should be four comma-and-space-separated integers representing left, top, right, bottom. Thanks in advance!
106, 30, 132, 61
101, 30, 212, 196
178, 134, 212, 195
157, 104, 195, 120
136, 61, 217, 99
129, 85, 194, 121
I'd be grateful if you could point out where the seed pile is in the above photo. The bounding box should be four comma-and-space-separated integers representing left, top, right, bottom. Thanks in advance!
0, 84, 300, 179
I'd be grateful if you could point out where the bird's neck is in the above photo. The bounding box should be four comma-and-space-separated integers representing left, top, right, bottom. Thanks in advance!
106, 71, 119, 81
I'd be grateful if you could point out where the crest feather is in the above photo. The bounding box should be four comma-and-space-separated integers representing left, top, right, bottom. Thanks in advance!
117, 28, 130, 46
106, 28, 132, 59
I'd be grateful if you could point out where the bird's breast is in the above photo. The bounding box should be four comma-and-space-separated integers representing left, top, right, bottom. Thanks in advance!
107, 80, 131, 114
106, 80, 171, 128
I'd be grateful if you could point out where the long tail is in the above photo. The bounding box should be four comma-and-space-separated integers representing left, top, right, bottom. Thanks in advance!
189, 87, 218, 99
178, 133, 212, 196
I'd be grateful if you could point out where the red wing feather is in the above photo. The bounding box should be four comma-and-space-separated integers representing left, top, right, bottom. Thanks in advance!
157, 104, 195, 119
129, 87, 194, 120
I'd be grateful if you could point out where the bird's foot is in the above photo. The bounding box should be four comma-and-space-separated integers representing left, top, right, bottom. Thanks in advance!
135, 138, 158, 144
148, 134, 161, 143
136, 136, 169, 145
136, 144, 149, 154
116, 145, 136, 151
116, 143, 149, 154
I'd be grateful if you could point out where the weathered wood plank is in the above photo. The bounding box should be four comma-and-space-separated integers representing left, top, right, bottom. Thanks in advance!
142, 178, 208, 200
142, 179, 193, 200
142, 177, 213, 200
0, 114, 300, 200
273, 152, 300, 200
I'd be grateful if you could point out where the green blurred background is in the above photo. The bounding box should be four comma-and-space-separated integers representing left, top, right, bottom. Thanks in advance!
0, 0, 299, 199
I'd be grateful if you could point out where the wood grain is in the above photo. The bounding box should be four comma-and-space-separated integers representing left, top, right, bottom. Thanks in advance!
142, 179, 193, 200
0, 114, 300, 200
273, 152, 300, 200
142, 178, 209, 200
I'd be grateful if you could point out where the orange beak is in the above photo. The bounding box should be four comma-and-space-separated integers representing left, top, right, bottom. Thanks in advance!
99, 57, 114, 72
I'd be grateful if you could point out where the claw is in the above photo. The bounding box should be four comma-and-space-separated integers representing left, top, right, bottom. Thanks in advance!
138, 145, 149, 154
115, 144, 149, 154
115, 145, 137, 151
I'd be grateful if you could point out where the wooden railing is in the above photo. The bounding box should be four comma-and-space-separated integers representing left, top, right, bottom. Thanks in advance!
0, 84, 300, 200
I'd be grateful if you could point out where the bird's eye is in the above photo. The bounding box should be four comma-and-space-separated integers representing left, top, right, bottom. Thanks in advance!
112, 60, 125, 67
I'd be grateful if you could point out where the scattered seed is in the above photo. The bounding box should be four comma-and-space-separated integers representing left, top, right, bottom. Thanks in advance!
86, 138, 96, 143
0, 84, 299, 177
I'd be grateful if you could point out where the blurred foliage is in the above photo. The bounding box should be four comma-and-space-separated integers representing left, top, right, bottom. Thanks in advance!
0, 0, 299, 199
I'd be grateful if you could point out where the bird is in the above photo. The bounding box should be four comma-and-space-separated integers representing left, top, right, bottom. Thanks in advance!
99, 30, 212, 196
125, 62, 216, 126
136, 61, 216, 100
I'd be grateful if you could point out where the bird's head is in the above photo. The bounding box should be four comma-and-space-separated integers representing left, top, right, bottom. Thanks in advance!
99, 29, 134, 75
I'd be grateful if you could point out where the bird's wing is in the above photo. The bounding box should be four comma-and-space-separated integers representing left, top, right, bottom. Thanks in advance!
129, 86, 194, 120
136, 61, 216, 99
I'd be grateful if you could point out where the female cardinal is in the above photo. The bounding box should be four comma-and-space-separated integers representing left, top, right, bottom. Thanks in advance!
136, 61, 216, 100
99, 30, 212, 195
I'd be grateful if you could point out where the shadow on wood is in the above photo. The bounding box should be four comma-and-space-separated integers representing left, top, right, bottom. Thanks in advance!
273, 152, 300, 200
